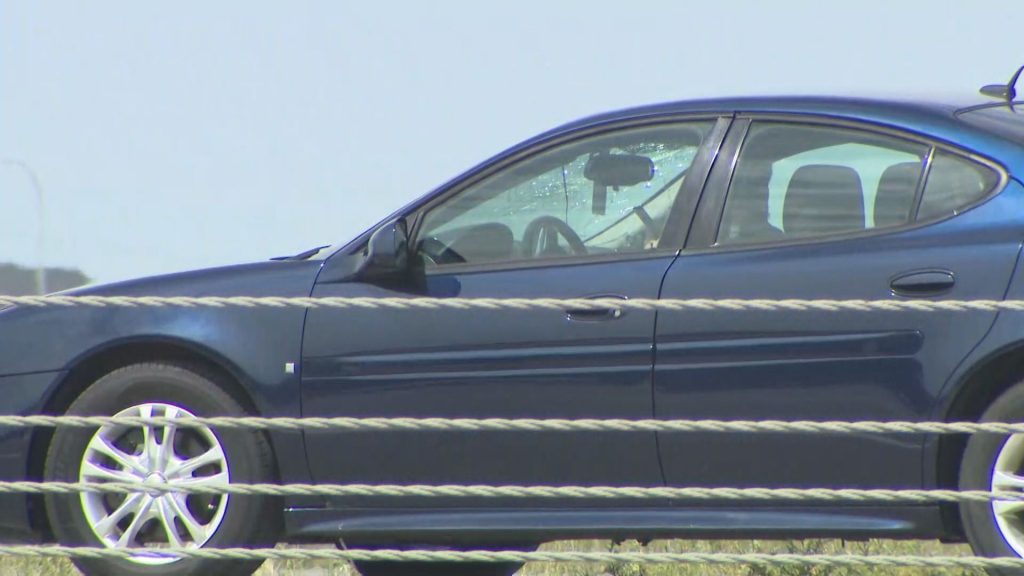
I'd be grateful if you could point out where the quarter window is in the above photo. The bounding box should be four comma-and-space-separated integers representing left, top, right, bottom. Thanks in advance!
918, 150, 1000, 221
717, 123, 928, 245
417, 121, 714, 267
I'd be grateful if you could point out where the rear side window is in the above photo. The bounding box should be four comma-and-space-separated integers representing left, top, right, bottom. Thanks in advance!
717, 123, 928, 245
918, 150, 1001, 221
716, 121, 1001, 247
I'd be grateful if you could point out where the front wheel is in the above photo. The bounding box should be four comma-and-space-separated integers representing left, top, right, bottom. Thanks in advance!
960, 380, 1024, 575
44, 363, 281, 576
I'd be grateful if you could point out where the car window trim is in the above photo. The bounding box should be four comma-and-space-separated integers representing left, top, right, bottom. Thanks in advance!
658, 116, 733, 251
418, 248, 684, 277
687, 118, 751, 248
406, 114, 733, 276
910, 147, 936, 221
685, 113, 1009, 253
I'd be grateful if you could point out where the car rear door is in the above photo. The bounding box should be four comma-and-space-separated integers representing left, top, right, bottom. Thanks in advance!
654, 116, 1021, 490
301, 117, 729, 508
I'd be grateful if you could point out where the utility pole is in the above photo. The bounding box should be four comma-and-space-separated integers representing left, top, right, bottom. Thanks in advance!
1, 159, 47, 294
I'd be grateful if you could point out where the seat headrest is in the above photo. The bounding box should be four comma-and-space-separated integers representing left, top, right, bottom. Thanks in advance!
783, 165, 865, 238
447, 223, 514, 263
873, 162, 921, 229
719, 161, 776, 243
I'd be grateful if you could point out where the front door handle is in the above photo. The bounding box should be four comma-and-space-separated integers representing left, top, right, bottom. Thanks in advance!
566, 294, 627, 322
890, 270, 955, 297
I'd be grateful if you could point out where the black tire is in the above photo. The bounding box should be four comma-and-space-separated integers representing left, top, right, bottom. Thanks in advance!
961, 380, 1024, 575
350, 543, 532, 576
44, 363, 281, 576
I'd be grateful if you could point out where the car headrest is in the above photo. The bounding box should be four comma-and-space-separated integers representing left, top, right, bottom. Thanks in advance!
783, 165, 865, 238
447, 223, 514, 264
718, 161, 775, 243
873, 162, 921, 229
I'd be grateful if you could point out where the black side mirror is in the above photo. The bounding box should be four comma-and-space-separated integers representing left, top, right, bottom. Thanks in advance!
355, 218, 410, 281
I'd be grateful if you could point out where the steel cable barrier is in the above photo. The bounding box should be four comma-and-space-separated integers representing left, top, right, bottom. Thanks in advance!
6, 294, 1024, 311
6, 296, 1024, 571
0, 414, 1012, 569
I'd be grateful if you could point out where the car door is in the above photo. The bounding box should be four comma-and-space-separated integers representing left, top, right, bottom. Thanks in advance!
301, 117, 728, 508
654, 116, 1020, 490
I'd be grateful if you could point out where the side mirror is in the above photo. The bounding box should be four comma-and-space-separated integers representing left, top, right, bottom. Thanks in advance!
355, 218, 410, 281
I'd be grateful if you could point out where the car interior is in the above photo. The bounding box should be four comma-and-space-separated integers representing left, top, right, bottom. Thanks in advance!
416, 127, 708, 267
716, 127, 927, 246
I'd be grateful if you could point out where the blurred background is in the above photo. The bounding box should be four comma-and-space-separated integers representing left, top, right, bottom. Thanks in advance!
1, 0, 1021, 293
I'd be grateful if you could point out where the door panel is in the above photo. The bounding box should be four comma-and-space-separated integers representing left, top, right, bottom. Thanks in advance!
655, 215, 1021, 488
654, 118, 1023, 490
302, 258, 671, 508
299, 117, 729, 509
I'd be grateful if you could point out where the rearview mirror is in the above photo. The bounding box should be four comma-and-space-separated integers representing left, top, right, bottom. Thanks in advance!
355, 218, 409, 281
584, 154, 655, 187
584, 154, 655, 215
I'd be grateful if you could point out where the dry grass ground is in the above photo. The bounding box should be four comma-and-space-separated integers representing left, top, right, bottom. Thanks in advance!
0, 539, 983, 576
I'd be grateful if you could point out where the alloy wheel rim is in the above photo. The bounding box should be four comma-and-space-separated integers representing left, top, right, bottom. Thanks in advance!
78, 403, 230, 564
992, 434, 1024, 556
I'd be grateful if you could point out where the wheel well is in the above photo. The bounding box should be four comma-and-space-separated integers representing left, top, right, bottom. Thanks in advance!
937, 344, 1024, 539
26, 340, 268, 540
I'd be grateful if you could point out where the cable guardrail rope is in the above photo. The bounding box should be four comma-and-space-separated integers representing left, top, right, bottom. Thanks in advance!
2, 414, 1024, 434
6, 295, 1024, 312
7, 294, 1024, 570
0, 546, 1013, 568
1, 415, 1020, 570
3, 480, 1024, 504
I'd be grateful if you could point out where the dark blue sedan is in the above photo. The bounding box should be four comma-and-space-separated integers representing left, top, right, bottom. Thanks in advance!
3, 74, 1024, 576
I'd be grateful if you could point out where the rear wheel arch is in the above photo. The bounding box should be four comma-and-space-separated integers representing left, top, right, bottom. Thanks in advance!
935, 343, 1024, 538
26, 338, 273, 540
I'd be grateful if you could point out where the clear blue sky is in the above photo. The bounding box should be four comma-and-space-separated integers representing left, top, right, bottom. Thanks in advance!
1, 0, 1021, 284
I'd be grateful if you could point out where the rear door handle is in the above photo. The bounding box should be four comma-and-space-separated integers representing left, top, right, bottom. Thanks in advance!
890, 270, 955, 297
566, 294, 627, 322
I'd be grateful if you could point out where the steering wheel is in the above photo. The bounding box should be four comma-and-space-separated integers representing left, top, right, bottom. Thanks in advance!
522, 215, 587, 258
418, 237, 466, 266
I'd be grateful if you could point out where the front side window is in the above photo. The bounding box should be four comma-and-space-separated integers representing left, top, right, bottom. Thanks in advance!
416, 121, 714, 267
717, 123, 929, 246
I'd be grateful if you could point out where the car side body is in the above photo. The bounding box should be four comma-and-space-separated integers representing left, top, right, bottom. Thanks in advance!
2, 95, 1024, 548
